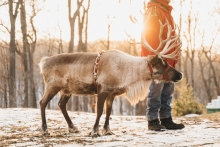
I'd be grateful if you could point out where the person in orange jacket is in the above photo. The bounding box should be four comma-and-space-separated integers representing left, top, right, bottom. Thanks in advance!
141, 0, 185, 131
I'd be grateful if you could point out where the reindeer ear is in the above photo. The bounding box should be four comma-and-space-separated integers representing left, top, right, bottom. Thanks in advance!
148, 55, 158, 66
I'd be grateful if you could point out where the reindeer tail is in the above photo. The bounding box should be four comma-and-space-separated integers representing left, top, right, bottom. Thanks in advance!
39, 56, 49, 74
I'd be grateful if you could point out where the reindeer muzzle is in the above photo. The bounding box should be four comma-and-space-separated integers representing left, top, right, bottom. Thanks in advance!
162, 64, 171, 80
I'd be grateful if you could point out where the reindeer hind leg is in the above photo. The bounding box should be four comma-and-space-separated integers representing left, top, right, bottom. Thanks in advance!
40, 86, 60, 135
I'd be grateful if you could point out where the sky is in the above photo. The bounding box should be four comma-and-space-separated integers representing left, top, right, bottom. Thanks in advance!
30, 0, 220, 50
0, 0, 219, 49
34, 0, 144, 42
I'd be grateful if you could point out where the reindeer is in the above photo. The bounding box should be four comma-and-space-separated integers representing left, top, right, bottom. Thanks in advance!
39, 19, 182, 137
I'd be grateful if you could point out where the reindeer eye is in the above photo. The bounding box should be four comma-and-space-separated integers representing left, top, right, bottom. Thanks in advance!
151, 63, 157, 67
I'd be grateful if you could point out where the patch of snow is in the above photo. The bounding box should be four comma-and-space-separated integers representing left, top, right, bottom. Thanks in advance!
0, 108, 220, 146
184, 114, 201, 117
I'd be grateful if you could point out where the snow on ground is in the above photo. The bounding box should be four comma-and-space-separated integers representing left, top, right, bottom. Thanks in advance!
0, 108, 220, 147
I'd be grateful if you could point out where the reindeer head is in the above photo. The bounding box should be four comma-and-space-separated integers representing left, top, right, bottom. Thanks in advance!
142, 14, 182, 83
147, 55, 182, 83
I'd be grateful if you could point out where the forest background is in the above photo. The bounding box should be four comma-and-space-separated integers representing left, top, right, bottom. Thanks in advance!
0, 0, 220, 116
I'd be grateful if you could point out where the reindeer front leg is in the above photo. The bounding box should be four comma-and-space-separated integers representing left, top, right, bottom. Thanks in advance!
102, 96, 115, 135
58, 94, 79, 133
89, 91, 108, 137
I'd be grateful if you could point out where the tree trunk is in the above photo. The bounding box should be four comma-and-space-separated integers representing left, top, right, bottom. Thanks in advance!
136, 100, 146, 116
8, 0, 20, 107
198, 51, 212, 102
30, 51, 37, 107
119, 97, 123, 115
177, 0, 184, 72
73, 96, 79, 111
77, 0, 90, 52
204, 52, 220, 95
89, 95, 96, 113
107, 24, 110, 50
4, 83, 7, 108
20, 0, 37, 108
83, 97, 88, 112
67, 96, 73, 111
190, 51, 195, 89
77, 7, 85, 52
20, 0, 31, 107
29, 0, 38, 108
68, 0, 83, 53
68, 19, 75, 53
84, 0, 90, 51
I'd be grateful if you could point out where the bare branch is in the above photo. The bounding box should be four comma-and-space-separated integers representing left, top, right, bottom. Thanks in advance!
0, 1, 8, 6
98, 39, 108, 50
129, 15, 138, 24
14, 0, 21, 18
0, 20, 10, 33
124, 30, 140, 44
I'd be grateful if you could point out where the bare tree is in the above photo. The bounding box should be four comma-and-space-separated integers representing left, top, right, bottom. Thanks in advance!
57, 24, 64, 54
182, 0, 200, 90
0, 2, 9, 107
0, 43, 9, 108
198, 49, 212, 103
199, 26, 220, 103
176, 0, 186, 72
77, 0, 90, 52
67, 0, 91, 111
124, 30, 139, 56
19, 0, 30, 107
68, 0, 83, 53
17, 0, 39, 107
28, 0, 39, 107
8, 0, 21, 107
98, 15, 115, 51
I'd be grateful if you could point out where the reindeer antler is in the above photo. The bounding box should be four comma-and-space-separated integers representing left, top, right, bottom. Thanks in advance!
141, 14, 181, 60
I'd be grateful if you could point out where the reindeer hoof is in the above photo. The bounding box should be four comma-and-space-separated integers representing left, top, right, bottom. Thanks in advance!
89, 130, 101, 138
91, 132, 102, 138
42, 130, 50, 136
102, 129, 115, 136
41, 124, 49, 135
69, 127, 80, 133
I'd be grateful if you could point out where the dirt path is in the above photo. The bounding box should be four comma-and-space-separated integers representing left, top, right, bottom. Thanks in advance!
0, 108, 220, 147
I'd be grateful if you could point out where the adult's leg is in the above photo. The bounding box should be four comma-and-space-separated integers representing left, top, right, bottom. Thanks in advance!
160, 82, 185, 129
159, 82, 174, 119
146, 80, 164, 121
146, 80, 166, 131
